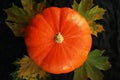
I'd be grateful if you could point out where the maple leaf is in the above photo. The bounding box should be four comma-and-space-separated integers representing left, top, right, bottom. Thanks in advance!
72, 0, 105, 36
5, 0, 46, 37
73, 49, 111, 80
11, 56, 49, 80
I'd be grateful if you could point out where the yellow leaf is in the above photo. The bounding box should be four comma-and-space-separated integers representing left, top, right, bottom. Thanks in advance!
96, 24, 104, 33
15, 56, 49, 80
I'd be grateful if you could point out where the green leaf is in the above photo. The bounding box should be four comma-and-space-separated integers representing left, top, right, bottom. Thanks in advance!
5, 0, 46, 37
87, 50, 111, 70
85, 62, 103, 80
73, 0, 93, 17
21, 0, 35, 15
21, 0, 46, 14
86, 6, 105, 21
73, 49, 111, 80
72, 0, 79, 11
74, 64, 88, 80
72, 0, 105, 36
5, 4, 32, 36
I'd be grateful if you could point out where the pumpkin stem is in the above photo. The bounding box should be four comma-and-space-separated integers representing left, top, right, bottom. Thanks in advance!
54, 32, 64, 43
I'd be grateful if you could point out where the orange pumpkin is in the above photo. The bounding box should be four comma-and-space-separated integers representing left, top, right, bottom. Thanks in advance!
25, 7, 92, 74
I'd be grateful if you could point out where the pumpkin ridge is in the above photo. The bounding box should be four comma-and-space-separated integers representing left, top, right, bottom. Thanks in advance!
40, 44, 59, 73
30, 14, 55, 36
59, 7, 64, 33
41, 10, 56, 33
49, 7, 60, 33
61, 43, 75, 71
40, 43, 56, 66
29, 42, 54, 65
57, 45, 75, 73
63, 36, 89, 65
59, 8, 80, 35
40, 14, 55, 34
41, 44, 73, 74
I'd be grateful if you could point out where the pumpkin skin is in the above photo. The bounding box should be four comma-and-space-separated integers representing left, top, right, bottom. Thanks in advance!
25, 7, 92, 74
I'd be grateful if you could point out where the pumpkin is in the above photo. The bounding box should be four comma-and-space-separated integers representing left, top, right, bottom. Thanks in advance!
25, 7, 92, 74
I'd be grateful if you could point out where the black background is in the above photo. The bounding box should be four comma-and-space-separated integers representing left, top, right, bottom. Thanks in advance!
0, 0, 120, 80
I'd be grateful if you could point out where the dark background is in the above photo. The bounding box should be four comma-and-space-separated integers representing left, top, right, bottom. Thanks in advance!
0, 0, 120, 80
